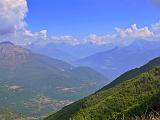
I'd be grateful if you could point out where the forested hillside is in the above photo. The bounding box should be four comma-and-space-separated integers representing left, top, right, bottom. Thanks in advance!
45, 58, 160, 120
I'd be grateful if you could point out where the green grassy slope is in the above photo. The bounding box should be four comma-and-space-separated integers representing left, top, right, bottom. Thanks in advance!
45, 58, 160, 120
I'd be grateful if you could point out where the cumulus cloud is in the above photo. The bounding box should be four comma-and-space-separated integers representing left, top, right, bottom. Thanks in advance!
0, 0, 28, 35
23, 30, 80, 45
49, 35, 80, 45
86, 24, 156, 45
151, 21, 160, 32
151, 21, 160, 39
87, 34, 116, 45
23, 30, 48, 41
0, 30, 79, 46
115, 24, 154, 40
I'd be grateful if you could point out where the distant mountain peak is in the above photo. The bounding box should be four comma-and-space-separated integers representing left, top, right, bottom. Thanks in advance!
0, 41, 14, 45
0, 41, 30, 68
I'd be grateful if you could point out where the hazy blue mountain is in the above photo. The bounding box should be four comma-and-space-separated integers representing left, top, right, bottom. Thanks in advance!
0, 42, 106, 118
74, 40, 160, 80
28, 42, 114, 62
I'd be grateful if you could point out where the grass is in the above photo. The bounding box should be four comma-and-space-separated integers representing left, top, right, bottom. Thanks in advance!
134, 111, 160, 120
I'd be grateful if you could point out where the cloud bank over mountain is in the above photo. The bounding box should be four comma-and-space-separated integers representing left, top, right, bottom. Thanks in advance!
0, 0, 28, 35
0, 0, 160, 46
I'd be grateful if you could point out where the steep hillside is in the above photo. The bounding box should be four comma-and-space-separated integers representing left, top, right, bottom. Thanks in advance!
0, 41, 30, 67
75, 40, 160, 80
0, 42, 106, 118
99, 57, 160, 91
45, 58, 160, 120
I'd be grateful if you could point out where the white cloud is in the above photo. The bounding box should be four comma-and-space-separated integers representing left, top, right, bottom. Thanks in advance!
151, 21, 160, 32
151, 21, 160, 39
87, 34, 116, 45
86, 24, 156, 45
48, 35, 80, 45
115, 24, 154, 40
0, 0, 28, 35
23, 30, 48, 40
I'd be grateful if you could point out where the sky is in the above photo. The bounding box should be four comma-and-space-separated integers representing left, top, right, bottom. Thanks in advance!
26, 0, 160, 37
0, 0, 160, 45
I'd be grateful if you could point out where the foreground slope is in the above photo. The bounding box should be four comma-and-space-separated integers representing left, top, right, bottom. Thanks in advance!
0, 42, 106, 118
46, 58, 160, 120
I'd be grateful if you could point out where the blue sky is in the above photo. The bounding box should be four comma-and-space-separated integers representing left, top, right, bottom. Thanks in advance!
0, 0, 160, 45
26, 0, 160, 37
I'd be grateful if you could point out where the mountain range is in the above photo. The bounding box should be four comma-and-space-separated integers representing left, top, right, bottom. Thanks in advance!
28, 42, 114, 62
0, 42, 106, 118
74, 40, 160, 80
